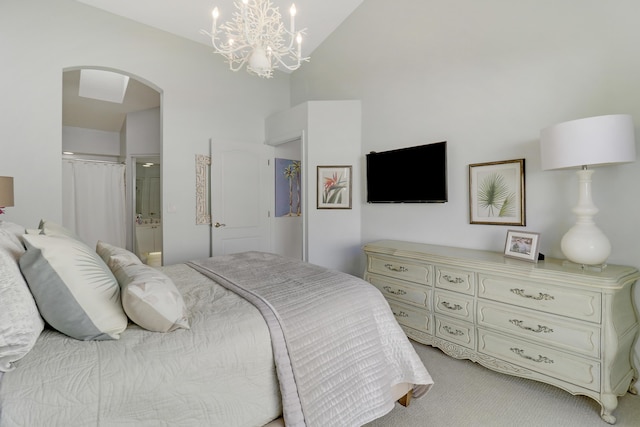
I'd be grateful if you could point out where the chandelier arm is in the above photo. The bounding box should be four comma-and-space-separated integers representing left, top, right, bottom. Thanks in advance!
200, 29, 252, 56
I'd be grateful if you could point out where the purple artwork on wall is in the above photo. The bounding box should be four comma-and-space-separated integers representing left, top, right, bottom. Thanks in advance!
275, 158, 301, 217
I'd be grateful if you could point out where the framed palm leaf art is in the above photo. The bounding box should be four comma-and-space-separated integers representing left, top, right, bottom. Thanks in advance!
317, 165, 352, 209
469, 159, 525, 226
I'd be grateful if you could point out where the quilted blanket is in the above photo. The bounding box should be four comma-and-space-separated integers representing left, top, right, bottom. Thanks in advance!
187, 251, 433, 427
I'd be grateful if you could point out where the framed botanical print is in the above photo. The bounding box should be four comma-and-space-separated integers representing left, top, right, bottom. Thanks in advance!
469, 159, 525, 226
317, 165, 352, 209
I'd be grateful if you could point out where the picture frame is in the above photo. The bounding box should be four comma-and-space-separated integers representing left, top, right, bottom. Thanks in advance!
317, 165, 352, 209
504, 230, 540, 262
469, 158, 525, 226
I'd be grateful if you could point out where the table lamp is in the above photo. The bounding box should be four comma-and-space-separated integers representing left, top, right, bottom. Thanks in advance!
540, 114, 636, 267
0, 176, 14, 214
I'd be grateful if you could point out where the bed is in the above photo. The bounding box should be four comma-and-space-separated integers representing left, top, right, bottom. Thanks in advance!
0, 220, 433, 427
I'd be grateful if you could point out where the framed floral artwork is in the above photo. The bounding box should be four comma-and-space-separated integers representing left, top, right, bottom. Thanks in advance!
317, 165, 352, 209
469, 159, 525, 226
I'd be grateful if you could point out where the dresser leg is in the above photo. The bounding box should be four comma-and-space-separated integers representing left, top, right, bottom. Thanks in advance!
599, 394, 618, 425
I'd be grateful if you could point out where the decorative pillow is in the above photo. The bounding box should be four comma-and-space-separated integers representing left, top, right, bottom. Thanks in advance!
38, 219, 82, 242
0, 220, 27, 249
0, 232, 44, 372
19, 234, 127, 341
96, 240, 141, 267
109, 258, 189, 333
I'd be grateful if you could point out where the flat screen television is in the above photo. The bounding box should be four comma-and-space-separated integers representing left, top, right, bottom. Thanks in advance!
366, 141, 447, 203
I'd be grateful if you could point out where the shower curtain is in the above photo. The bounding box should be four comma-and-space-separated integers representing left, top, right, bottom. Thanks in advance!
62, 159, 126, 249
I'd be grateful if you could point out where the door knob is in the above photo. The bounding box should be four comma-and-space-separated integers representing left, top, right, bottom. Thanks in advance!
214, 222, 226, 228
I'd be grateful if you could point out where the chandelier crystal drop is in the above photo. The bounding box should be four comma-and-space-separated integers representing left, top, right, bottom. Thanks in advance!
201, 0, 310, 78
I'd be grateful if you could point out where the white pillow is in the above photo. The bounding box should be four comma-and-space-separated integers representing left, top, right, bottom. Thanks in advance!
38, 219, 82, 242
19, 234, 127, 341
0, 220, 27, 249
0, 231, 44, 372
96, 240, 141, 267
109, 258, 189, 333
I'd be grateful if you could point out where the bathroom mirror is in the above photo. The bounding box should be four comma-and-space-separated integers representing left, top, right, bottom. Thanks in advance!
136, 158, 161, 220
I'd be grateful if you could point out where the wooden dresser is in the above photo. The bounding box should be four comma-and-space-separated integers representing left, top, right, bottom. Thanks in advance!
363, 240, 640, 424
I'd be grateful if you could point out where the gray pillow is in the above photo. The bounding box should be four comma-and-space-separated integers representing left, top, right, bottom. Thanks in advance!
19, 234, 127, 341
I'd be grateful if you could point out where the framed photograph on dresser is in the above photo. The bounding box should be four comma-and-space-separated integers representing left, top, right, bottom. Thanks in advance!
504, 230, 540, 262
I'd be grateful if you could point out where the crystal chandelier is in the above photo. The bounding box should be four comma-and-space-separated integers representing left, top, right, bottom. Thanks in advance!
201, 0, 310, 78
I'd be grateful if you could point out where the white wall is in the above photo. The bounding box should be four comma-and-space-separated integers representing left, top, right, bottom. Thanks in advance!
266, 101, 363, 275
62, 127, 120, 157
0, 0, 290, 265
290, 0, 640, 361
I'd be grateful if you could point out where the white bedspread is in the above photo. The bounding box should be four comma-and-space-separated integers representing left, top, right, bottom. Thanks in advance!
0, 264, 282, 427
188, 252, 433, 427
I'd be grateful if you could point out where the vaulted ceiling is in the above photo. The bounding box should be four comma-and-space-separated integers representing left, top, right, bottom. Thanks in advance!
66, 0, 363, 132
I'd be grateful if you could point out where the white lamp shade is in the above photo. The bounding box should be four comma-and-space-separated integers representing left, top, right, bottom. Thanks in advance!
0, 176, 14, 207
540, 114, 636, 170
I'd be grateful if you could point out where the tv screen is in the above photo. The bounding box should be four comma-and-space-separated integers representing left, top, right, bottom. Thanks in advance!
366, 141, 447, 203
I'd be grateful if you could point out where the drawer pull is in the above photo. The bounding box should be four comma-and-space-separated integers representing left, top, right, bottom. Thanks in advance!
510, 347, 554, 364
443, 326, 464, 336
509, 319, 554, 334
510, 288, 555, 301
441, 301, 463, 311
385, 263, 408, 273
383, 286, 407, 296
393, 310, 409, 318
442, 274, 464, 284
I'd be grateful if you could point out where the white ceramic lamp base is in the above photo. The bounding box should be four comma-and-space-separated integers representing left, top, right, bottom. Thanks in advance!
560, 168, 610, 267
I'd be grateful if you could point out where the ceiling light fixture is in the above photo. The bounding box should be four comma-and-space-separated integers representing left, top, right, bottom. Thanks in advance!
201, 0, 310, 78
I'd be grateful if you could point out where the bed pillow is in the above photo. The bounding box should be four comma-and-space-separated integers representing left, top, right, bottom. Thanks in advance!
109, 257, 189, 333
0, 231, 45, 372
38, 219, 82, 242
96, 240, 141, 267
19, 234, 127, 341
0, 220, 27, 249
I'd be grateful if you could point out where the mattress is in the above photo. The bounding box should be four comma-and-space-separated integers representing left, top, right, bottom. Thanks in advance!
0, 263, 282, 427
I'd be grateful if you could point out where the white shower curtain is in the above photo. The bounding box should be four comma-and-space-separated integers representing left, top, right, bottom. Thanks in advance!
62, 159, 126, 249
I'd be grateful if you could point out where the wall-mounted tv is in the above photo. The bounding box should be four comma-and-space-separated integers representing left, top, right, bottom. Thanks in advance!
366, 141, 447, 203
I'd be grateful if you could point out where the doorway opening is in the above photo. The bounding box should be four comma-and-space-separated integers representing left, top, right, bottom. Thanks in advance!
62, 67, 162, 262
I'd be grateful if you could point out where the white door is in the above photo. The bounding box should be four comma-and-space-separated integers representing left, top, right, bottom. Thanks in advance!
210, 140, 273, 256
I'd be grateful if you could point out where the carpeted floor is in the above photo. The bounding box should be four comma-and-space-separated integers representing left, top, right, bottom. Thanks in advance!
365, 341, 640, 427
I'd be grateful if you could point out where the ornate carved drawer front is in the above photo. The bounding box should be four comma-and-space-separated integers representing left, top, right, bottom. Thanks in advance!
478, 329, 601, 392
434, 289, 473, 322
387, 300, 432, 334
367, 273, 431, 309
368, 255, 431, 285
435, 316, 475, 349
478, 274, 602, 323
477, 301, 600, 358
435, 266, 474, 295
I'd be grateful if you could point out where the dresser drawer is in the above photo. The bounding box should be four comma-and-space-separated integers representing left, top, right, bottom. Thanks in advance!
477, 301, 600, 358
367, 255, 432, 285
435, 266, 475, 295
435, 315, 475, 349
367, 273, 431, 309
387, 300, 432, 334
434, 289, 473, 322
478, 329, 601, 392
478, 274, 601, 323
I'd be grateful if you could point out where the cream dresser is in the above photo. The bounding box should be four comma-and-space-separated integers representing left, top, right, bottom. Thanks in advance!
363, 240, 640, 424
